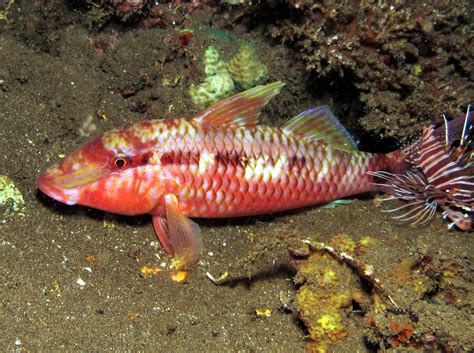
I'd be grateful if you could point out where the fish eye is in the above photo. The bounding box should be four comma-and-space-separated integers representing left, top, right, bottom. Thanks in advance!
113, 157, 128, 169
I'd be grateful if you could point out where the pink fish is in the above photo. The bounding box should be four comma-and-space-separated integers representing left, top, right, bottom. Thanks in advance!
38, 82, 427, 268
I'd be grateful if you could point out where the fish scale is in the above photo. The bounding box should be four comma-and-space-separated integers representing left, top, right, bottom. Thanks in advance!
151, 120, 388, 218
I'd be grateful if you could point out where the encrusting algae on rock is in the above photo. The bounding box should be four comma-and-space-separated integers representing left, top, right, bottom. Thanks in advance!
291, 234, 371, 352
0, 175, 24, 213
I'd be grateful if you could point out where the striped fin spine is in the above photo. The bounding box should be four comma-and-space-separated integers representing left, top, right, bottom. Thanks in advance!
370, 106, 474, 230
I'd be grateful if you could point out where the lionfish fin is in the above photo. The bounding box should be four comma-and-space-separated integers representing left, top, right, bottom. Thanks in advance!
460, 104, 471, 147
281, 106, 358, 151
370, 106, 474, 231
434, 105, 473, 145
192, 81, 284, 127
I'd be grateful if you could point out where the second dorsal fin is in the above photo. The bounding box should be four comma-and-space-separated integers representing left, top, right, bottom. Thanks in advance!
282, 106, 358, 151
192, 81, 284, 127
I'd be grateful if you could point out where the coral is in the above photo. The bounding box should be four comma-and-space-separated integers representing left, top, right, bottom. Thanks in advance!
189, 46, 235, 109
0, 175, 24, 212
292, 234, 371, 352
189, 43, 268, 109
265, 0, 474, 140
227, 43, 267, 90
367, 316, 418, 349
387, 321, 415, 347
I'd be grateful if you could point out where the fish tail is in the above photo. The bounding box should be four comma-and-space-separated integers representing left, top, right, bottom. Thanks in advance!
369, 106, 474, 230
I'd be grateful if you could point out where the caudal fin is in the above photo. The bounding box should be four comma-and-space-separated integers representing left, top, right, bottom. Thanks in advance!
369, 106, 474, 231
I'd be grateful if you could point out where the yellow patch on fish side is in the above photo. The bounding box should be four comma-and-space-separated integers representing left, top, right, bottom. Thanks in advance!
102, 129, 130, 153
130, 121, 157, 143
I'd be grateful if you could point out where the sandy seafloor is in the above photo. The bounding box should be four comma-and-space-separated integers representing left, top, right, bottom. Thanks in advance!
1, 5, 473, 352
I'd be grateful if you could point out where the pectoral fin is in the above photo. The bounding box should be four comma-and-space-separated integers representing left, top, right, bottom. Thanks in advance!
152, 215, 173, 254
152, 194, 202, 269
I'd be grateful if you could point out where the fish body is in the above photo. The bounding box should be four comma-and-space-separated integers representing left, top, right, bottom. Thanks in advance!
38, 82, 403, 268
75, 119, 392, 218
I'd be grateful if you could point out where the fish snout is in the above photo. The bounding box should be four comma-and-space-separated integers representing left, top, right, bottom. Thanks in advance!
37, 167, 80, 205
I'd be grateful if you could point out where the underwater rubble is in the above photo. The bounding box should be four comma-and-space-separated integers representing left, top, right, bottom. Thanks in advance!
288, 233, 472, 352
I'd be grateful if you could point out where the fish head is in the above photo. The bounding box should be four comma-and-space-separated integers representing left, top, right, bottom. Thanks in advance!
38, 126, 163, 215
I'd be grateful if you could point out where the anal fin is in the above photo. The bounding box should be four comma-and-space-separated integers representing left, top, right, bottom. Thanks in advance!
152, 194, 202, 269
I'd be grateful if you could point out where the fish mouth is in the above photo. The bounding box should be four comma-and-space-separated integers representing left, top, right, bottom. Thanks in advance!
37, 170, 80, 205
37, 163, 108, 205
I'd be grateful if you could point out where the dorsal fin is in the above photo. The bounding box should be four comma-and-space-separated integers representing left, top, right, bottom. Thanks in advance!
192, 81, 284, 127
282, 106, 358, 151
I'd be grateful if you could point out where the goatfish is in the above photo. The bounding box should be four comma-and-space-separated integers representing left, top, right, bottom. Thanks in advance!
37, 82, 471, 269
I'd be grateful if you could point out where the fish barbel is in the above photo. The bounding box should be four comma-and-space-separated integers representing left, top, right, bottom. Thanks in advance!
38, 82, 404, 268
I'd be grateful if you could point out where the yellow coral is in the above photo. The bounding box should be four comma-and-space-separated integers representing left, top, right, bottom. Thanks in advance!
329, 292, 352, 308
139, 265, 164, 278
170, 270, 188, 283
255, 308, 272, 317
227, 43, 267, 89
